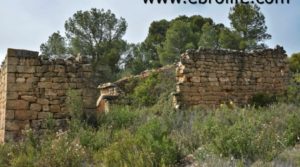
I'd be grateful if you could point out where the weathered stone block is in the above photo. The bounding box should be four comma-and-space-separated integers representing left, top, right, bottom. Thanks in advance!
7, 92, 18, 100
45, 89, 57, 97
40, 77, 51, 82
38, 82, 52, 89
17, 66, 35, 73
9, 83, 32, 92
15, 110, 34, 120
37, 98, 49, 105
26, 77, 39, 83
5, 121, 19, 131
7, 57, 19, 65
30, 103, 42, 111
50, 105, 61, 113
42, 105, 50, 112
7, 100, 29, 110
52, 77, 67, 83
54, 65, 65, 73
7, 74, 15, 83
16, 78, 26, 83
7, 65, 17, 73
6, 110, 15, 120
190, 77, 201, 83
38, 112, 52, 119
52, 83, 68, 90
21, 95, 37, 102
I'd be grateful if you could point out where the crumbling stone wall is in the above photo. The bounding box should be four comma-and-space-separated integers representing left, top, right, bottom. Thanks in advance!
174, 46, 289, 108
0, 56, 8, 143
0, 49, 100, 142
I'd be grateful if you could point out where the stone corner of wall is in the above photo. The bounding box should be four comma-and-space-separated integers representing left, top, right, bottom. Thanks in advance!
7, 48, 39, 58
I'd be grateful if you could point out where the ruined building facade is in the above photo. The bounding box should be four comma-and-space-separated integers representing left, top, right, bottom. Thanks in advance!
0, 46, 290, 142
174, 46, 289, 108
0, 49, 100, 142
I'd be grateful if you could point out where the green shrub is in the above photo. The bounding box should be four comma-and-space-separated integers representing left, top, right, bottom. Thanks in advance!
129, 70, 176, 107
282, 73, 300, 105
2, 95, 300, 166
0, 144, 13, 166
250, 93, 277, 107
66, 89, 84, 121
289, 53, 300, 72
78, 128, 111, 151
190, 105, 298, 162
94, 130, 155, 167
98, 106, 138, 129
284, 113, 300, 146
35, 133, 87, 167
136, 118, 179, 165
132, 73, 159, 106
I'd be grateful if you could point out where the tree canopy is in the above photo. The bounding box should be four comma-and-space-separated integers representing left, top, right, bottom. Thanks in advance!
41, 5, 273, 78
41, 8, 127, 77
40, 31, 67, 58
65, 8, 127, 72
228, 4, 271, 50
158, 20, 195, 65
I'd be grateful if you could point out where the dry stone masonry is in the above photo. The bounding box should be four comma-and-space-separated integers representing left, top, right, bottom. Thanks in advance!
174, 46, 289, 108
0, 49, 100, 142
0, 46, 290, 142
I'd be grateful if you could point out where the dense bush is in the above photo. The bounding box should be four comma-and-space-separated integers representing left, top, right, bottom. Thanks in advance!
127, 70, 176, 107
289, 53, 300, 72
1, 77, 300, 166
250, 93, 277, 107
282, 73, 300, 105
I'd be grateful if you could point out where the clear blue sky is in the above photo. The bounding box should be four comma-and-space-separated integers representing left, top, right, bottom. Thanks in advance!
0, 0, 299, 61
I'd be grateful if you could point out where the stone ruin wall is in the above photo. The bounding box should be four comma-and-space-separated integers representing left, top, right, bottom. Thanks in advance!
175, 46, 289, 108
0, 46, 290, 142
0, 55, 7, 143
0, 49, 100, 142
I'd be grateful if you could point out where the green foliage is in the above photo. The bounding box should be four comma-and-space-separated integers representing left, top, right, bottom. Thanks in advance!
40, 31, 67, 58
142, 19, 170, 67
132, 73, 159, 106
129, 70, 176, 107
280, 73, 300, 105
250, 93, 277, 107
42, 8, 127, 80
136, 118, 179, 165
198, 22, 219, 49
284, 113, 300, 146
219, 28, 242, 50
191, 105, 300, 162
65, 8, 127, 72
158, 20, 195, 65
228, 4, 271, 50
95, 130, 155, 167
66, 89, 84, 121
98, 106, 138, 129
1, 102, 300, 166
141, 16, 215, 67
34, 134, 86, 167
289, 53, 300, 72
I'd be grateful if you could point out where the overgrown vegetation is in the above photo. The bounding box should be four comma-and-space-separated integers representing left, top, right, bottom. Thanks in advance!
1, 72, 300, 167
